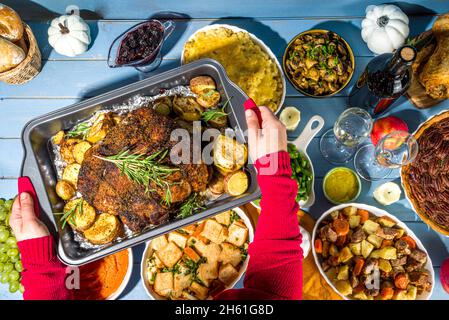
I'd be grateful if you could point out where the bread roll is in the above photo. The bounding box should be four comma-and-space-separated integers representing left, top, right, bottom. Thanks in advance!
0, 37, 25, 73
0, 4, 23, 42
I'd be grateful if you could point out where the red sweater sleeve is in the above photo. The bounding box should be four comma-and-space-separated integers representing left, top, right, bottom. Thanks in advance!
217, 151, 303, 300
17, 235, 73, 300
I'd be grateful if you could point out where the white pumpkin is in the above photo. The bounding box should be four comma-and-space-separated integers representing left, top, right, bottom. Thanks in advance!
361, 4, 409, 55
48, 13, 91, 57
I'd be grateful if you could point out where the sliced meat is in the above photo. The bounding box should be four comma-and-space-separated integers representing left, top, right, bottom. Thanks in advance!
375, 227, 401, 240
395, 238, 411, 255
391, 256, 408, 267
350, 227, 366, 243
320, 225, 338, 243
405, 258, 425, 273
408, 271, 430, 287
409, 249, 427, 264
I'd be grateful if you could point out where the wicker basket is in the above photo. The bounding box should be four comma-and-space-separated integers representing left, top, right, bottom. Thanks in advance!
0, 23, 42, 84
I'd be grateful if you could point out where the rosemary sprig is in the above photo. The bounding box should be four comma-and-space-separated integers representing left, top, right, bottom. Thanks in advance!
201, 97, 232, 123
66, 122, 90, 139
95, 149, 179, 204
54, 199, 83, 229
177, 193, 205, 219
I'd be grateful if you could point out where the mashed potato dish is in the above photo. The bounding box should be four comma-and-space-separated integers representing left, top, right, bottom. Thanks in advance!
183, 26, 284, 112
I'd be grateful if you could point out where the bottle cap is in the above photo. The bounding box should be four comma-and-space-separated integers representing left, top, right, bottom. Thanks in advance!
400, 46, 416, 62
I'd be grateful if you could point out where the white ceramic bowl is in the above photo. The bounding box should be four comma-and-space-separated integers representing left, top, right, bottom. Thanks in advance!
312, 203, 435, 300
181, 24, 286, 114
141, 207, 254, 300
107, 248, 133, 300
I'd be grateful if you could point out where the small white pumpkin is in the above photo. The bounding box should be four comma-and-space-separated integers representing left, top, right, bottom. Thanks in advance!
361, 4, 409, 55
48, 13, 91, 57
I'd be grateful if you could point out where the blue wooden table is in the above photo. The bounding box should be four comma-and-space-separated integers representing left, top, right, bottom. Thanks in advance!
1, 0, 448, 300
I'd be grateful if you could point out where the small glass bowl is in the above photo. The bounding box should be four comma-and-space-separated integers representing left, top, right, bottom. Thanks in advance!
107, 19, 175, 73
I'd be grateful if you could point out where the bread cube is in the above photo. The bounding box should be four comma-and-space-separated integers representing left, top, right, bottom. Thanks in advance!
218, 263, 239, 285
184, 247, 201, 263
188, 236, 208, 256
168, 231, 189, 249
190, 281, 209, 300
227, 222, 248, 247
197, 261, 219, 287
215, 210, 232, 226
151, 235, 168, 251
180, 224, 196, 235
204, 243, 222, 263
156, 242, 183, 268
153, 272, 173, 297
219, 243, 242, 267
174, 272, 191, 293
201, 219, 225, 244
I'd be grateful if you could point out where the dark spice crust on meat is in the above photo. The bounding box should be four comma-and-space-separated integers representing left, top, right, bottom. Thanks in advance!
77, 107, 209, 232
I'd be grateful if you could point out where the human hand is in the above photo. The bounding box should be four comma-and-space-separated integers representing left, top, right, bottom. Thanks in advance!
245, 106, 287, 161
9, 192, 49, 242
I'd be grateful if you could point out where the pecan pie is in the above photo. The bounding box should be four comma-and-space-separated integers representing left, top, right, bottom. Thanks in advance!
401, 110, 449, 235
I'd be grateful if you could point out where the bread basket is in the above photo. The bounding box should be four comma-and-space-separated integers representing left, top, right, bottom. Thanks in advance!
0, 23, 42, 84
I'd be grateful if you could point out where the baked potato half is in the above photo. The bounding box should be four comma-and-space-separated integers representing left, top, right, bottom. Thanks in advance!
64, 199, 96, 232
55, 180, 76, 200
213, 134, 248, 173
83, 213, 121, 245
190, 76, 216, 94
60, 138, 81, 164
72, 141, 92, 164
86, 113, 116, 144
223, 170, 249, 196
196, 90, 221, 109
173, 96, 203, 121
62, 163, 81, 187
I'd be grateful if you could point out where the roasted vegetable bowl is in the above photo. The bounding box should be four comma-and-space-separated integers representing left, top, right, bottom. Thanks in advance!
312, 203, 434, 300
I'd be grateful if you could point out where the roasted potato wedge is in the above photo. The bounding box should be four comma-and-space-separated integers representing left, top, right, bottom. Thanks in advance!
86, 113, 116, 144
213, 134, 248, 173
64, 199, 96, 231
52, 130, 65, 145
83, 213, 120, 245
72, 141, 91, 164
190, 76, 216, 94
55, 180, 76, 200
223, 170, 249, 196
60, 138, 81, 164
173, 96, 203, 121
196, 89, 221, 109
62, 163, 81, 187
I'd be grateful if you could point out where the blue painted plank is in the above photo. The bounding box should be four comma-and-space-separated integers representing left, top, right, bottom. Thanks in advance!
0, 57, 369, 98
25, 16, 438, 61
5, 0, 448, 20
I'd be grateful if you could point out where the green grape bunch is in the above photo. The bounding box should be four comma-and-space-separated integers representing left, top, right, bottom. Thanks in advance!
0, 198, 24, 295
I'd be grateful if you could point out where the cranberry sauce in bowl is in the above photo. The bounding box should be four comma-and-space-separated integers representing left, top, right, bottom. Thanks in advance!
107, 19, 174, 71
116, 20, 164, 66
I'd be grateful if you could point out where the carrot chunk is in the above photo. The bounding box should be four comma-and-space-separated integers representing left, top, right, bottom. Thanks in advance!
394, 273, 410, 290
357, 209, 370, 223
400, 236, 416, 250
314, 239, 323, 253
333, 219, 350, 236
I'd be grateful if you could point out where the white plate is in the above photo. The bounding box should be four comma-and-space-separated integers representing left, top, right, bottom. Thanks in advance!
311, 203, 435, 300
107, 248, 133, 300
181, 24, 286, 114
141, 207, 254, 300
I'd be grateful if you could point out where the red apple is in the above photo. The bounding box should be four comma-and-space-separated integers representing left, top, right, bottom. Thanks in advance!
441, 258, 449, 295
370, 116, 409, 146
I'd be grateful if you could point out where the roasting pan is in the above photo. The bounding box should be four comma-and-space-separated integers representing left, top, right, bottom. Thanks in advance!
21, 59, 261, 265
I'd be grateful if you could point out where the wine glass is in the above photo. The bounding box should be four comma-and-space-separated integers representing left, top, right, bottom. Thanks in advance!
320, 108, 373, 164
354, 130, 418, 181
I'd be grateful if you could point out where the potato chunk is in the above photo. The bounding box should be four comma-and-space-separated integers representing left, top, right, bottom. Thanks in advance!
156, 242, 183, 268
62, 163, 81, 187
55, 180, 76, 200
64, 199, 96, 232
72, 141, 91, 164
